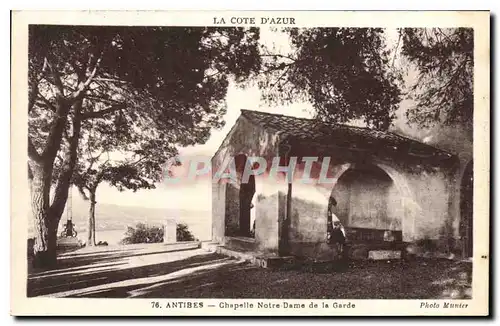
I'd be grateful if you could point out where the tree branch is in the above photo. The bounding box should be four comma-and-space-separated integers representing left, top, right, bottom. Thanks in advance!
129, 154, 148, 167
28, 136, 43, 163
85, 95, 125, 106
437, 28, 453, 44
94, 170, 105, 187
37, 90, 58, 113
269, 65, 291, 93
260, 61, 295, 74
49, 107, 83, 217
392, 31, 402, 67
72, 53, 104, 100
45, 59, 65, 99
82, 120, 104, 175
93, 77, 128, 84
260, 54, 297, 62
203, 71, 221, 80
77, 185, 90, 201
81, 103, 125, 120
28, 82, 40, 114
28, 58, 49, 113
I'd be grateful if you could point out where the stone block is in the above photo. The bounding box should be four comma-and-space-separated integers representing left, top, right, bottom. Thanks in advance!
368, 250, 401, 260
255, 256, 295, 269
163, 219, 177, 244
350, 246, 369, 260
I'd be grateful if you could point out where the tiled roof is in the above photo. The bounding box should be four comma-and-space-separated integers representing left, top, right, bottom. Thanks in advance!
240, 109, 454, 161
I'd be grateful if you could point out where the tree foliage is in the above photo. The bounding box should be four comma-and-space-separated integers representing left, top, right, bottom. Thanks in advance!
121, 223, 164, 244
71, 113, 174, 198
177, 223, 196, 242
258, 28, 402, 130
29, 26, 262, 162
70, 113, 177, 246
400, 28, 473, 131
28, 25, 261, 265
29, 24, 261, 192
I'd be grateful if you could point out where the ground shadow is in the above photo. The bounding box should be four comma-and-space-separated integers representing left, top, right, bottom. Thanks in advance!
28, 250, 227, 297
28, 247, 472, 299
28, 245, 198, 275
129, 258, 472, 299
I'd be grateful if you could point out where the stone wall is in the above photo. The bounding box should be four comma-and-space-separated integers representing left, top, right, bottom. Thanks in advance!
288, 195, 337, 260
211, 181, 226, 243
212, 116, 463, 258
211, 115, 282, 252
254, 192, 281, 254
334, 167, 400, 230
287, 157, 457, 258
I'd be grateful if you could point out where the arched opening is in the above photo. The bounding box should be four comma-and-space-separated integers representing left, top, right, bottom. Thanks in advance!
239, 174, 256, 237
460, 160, 473, 258
328, 164, 403, 242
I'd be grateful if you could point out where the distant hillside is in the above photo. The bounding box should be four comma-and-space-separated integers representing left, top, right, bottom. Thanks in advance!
28, 197, 212, 241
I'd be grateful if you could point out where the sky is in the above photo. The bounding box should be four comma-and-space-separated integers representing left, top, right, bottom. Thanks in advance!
73, 28, 450, 212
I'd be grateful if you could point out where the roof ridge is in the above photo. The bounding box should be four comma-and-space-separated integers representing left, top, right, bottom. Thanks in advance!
240, 109, 374, 131
239, 109, 453, 156
387, 130, 454, 155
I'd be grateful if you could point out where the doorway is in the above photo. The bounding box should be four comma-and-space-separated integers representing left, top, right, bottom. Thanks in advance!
239, 174, 256, 237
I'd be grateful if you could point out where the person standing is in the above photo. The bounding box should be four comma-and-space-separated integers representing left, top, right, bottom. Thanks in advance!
326, 195, 348, 264
331, 221, 346, 255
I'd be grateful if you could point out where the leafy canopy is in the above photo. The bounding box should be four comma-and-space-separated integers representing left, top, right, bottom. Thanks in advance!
28, 25, 262, 194
258, 28, 402, 130
400, 28, 473, 130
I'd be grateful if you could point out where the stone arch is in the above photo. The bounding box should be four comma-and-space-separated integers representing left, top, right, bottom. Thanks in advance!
324, 162, 417, 241
321, 162, 414, 204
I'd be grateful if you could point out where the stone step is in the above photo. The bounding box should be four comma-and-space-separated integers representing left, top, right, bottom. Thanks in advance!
215, 246, 256, 262
215, 245, 297, 270
201, 241, 221, 252
368, 250, 402, 260
223, 237, 257, 252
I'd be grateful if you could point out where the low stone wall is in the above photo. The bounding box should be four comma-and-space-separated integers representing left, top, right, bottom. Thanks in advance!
289, 241, 339, 261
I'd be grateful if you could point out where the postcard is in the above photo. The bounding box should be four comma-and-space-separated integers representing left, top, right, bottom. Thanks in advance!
11, 10, 490, 316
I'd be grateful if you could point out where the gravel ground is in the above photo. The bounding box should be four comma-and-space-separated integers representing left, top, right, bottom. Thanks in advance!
28, 246, 472, 299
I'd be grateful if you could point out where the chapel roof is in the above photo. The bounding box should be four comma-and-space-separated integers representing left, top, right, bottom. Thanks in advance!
240, 109, 455, 162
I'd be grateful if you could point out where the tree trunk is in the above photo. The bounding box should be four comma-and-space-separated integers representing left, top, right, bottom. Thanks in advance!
28, 61, 93, 268
29, 99, 83, 268
87, 191, 97, 247
50, 104, 83, 221
30, 162, 57, 268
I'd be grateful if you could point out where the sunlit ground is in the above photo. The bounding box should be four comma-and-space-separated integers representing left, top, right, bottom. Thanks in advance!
28, 244, 472, 299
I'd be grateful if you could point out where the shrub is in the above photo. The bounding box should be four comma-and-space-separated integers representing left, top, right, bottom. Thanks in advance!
121, 223, 163, 245
177, 223, 195, 242
120, 222, 195, 244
